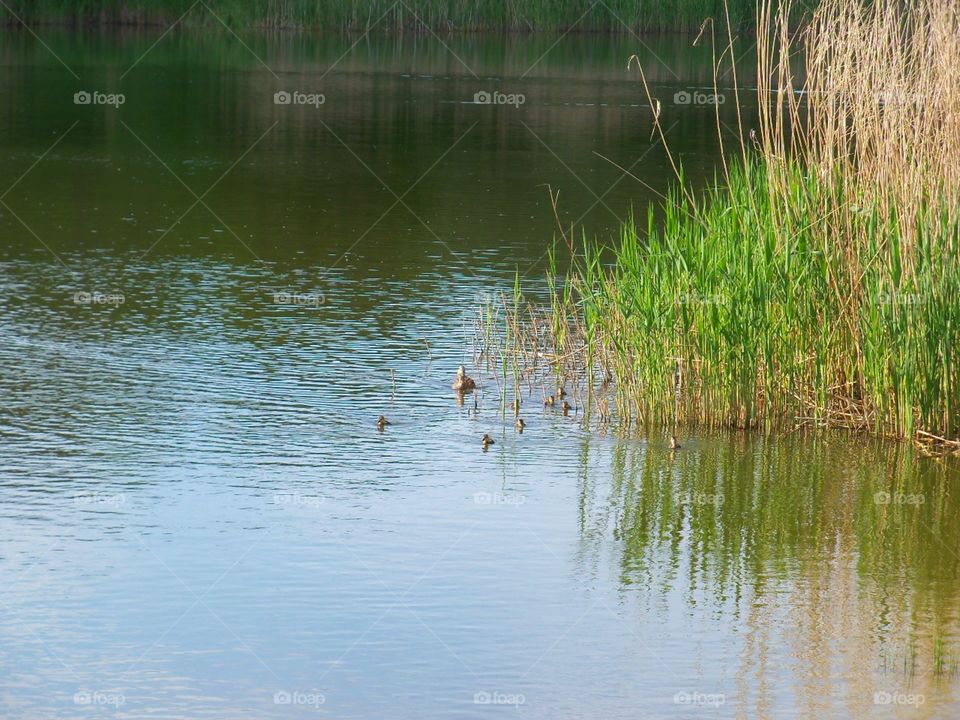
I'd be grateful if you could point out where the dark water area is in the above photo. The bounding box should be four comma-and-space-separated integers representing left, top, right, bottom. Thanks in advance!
1, 26, 957, 720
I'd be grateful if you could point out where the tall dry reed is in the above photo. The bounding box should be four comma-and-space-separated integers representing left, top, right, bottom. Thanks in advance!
490, 0, 960, 449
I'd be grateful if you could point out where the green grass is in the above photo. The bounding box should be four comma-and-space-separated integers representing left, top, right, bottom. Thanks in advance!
519, 160, 960, 440
4, 0, 778, 32
477, 0, 960, 446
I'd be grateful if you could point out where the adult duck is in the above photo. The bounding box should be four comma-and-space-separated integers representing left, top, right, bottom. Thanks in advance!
452, 365, 476, 392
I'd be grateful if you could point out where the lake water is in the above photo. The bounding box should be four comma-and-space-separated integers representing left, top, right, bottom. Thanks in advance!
1, 26, 958, 719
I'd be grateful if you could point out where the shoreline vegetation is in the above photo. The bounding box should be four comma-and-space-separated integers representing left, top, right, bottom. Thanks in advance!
482, 0, 960, 453
5, 0, 790, 33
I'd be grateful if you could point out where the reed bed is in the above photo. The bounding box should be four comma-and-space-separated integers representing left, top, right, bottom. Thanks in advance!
8, 0, 763, 32
487, 0, 960, 449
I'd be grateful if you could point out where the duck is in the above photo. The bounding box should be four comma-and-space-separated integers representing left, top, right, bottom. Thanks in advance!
557, 387, 567, 398
452, 364, 476, 392
376, 415, 391, 430
544, 395, 555, 407
562, 400, 572, 414
481, 433, 495, 449
515, 418, 526, 432
669, 435, 681, 450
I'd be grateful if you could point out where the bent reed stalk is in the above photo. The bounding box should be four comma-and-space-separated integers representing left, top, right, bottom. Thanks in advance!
487, 0, 960, 450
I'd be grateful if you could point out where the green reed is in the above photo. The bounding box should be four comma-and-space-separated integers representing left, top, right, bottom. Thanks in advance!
519, 159, 960, 441
484, 0, 960, 446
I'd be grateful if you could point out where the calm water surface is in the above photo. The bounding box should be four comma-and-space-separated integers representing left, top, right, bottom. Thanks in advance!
1, 28, 959, 719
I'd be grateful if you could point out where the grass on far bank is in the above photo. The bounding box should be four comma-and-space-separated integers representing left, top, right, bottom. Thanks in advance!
6, 0, 777, 32
483, 0, 960, 449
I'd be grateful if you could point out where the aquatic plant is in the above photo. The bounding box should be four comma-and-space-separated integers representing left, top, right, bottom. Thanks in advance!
488, 0, 960, 448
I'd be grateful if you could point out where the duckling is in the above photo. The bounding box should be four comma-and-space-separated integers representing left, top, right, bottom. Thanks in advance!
557, 387, 567, 398
544, 395, 555, 407
452, 364, 476, 392
481, 433, 495, 449
562, 400, 572, 415
376, 415, 391, 430
669, 435, 681, 450
515, 418, 526, 432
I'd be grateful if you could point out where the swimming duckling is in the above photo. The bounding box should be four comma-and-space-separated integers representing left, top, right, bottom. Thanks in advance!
481, 433, 495, 449
452, 364, 476, 392
515, 418, 526, 432
376, 415, 391, 430
562, 400, 572, 415
557, 387, 567, 398
544, 395, 555, 407
669, 435, 681, 450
